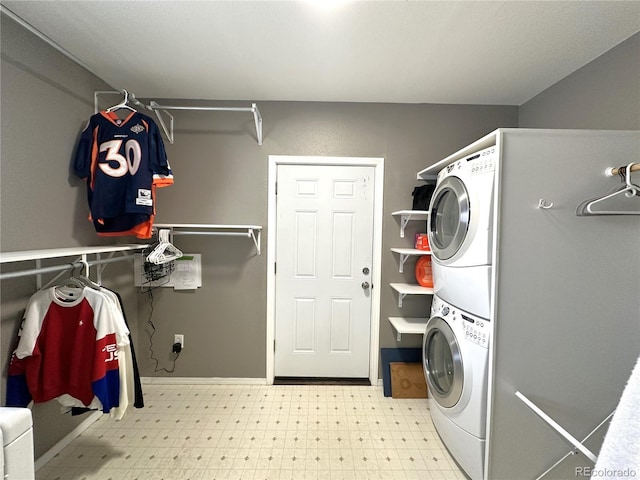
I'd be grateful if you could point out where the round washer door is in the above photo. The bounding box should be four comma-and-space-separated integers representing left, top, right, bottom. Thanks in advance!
422, 316, 463, 409
427, 176, 470, 262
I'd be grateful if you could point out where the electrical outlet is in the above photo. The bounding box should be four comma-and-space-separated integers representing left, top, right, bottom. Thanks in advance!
174, 334, 184, 349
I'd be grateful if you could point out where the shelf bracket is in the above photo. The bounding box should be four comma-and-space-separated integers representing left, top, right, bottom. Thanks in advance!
249, 228, 261, 255
397, 292, 407, 308
399, 215, 410, 238
398, 252, 410, 273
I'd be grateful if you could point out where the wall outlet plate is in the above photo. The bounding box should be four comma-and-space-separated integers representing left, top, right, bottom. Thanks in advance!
174, 334, 184, 348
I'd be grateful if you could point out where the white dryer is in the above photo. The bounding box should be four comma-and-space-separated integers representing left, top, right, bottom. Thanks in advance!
427, 145, 497, 317
423, 295, 490, 480
428, 145, 497, 267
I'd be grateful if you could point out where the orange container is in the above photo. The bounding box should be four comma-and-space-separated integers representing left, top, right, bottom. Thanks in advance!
415, 233, 430, 251
415, 255, 433, 288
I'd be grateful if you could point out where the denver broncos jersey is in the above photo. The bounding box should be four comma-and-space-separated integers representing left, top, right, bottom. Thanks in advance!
73, 111, 173, 238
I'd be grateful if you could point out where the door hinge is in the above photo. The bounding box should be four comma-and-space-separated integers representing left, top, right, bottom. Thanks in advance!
274, 340, 276, 352
275, 182, 278, 195
274, 262, 277, 274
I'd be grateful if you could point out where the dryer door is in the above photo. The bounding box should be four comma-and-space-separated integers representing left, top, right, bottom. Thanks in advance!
428, 176, 470, 262
423, 316, 463, 408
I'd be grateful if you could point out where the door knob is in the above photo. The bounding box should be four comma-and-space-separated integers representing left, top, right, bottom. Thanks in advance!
361, 282, 370, 290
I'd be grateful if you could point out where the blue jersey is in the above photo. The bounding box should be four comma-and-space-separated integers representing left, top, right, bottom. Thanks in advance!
73, 111, 173, 237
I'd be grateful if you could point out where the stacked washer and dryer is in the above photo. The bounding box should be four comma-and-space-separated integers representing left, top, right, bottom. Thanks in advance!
422, 145, 498, 480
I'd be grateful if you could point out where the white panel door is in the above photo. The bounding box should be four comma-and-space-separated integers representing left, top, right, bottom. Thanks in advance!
275, 164, 375, 378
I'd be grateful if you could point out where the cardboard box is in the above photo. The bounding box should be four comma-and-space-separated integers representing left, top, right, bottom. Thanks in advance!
390, 362, 428, 398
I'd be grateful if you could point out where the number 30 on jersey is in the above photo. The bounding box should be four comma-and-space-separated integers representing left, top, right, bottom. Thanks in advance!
99, 139, 142, 177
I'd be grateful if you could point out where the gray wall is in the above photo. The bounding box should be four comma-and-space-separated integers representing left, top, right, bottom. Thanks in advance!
0, 13, 139, 458
519, 32, 640, 130
139, 101, 518, 378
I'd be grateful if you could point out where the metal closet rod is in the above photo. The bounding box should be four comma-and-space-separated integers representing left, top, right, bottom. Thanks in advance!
0, 254, 137, 281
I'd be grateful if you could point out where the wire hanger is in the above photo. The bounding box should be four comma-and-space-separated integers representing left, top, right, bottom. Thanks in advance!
106, 89, 137, 113
576, 163, 640, 216
146, 229, 183, 265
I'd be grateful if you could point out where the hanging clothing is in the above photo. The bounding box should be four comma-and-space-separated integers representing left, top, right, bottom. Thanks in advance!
73, 110, 173, 239
6, 286, 130, 415
70, 288, 145, 418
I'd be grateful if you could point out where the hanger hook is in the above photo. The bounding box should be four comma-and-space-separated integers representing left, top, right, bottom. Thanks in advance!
123, 89, 129, 104
624, 163, 635, 187
624, 163, 638, 197
80, 259, 90, 277
538, 198, 553, 209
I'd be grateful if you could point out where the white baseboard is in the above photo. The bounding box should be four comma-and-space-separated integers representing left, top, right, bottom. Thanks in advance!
141, 377, 268, 385
35, 411, 102, 471
141, 377, 383, 386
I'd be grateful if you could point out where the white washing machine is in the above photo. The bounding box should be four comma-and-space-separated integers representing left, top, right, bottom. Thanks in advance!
427, 145, 497, 317
422, 295, 490, 480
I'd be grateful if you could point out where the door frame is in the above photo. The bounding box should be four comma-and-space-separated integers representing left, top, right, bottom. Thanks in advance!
266, 155, 384, 386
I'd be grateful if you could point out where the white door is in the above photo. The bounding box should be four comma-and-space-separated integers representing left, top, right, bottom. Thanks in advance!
275, 164, 375, 378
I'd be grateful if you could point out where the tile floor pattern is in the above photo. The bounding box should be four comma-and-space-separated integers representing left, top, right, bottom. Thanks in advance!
36, 383, 466, 480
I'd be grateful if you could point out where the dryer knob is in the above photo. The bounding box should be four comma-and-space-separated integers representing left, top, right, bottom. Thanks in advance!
442, 306, 450, 316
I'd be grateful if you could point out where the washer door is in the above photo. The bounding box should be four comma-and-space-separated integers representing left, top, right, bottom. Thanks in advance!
423, 316, 463, 409
428, 176, 470, 262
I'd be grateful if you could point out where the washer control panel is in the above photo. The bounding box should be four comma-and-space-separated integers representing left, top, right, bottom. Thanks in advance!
461, 315, 490, 349
431, 297, 490, 349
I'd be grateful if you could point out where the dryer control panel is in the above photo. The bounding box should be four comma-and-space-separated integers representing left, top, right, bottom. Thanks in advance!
467, 146, 497, 176
436, 145, 497, 181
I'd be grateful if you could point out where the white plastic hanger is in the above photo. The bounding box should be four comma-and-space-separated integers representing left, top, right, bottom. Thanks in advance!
146, 229, 183, 265
576, 163, 640, 216
106, 89, 137, 113
54, 260, 101, 300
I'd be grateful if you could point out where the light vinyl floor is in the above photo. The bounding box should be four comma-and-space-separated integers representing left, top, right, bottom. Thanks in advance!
36, 383, 465, 480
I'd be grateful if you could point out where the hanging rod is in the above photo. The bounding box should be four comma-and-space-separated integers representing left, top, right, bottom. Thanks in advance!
606, 163, 640, 176
0, 244, 147, 286
153, 224, 263, 255
577, 162, 640, 216
148, 101, 263, 146
0, 244, 147, 264
0, 252, 139, 281
93, 92, 263, 146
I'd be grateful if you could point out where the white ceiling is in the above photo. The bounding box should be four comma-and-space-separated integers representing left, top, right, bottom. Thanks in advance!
3, 1, 639, 106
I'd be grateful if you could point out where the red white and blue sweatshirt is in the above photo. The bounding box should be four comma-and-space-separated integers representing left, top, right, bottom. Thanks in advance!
6, 287, 130, 413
